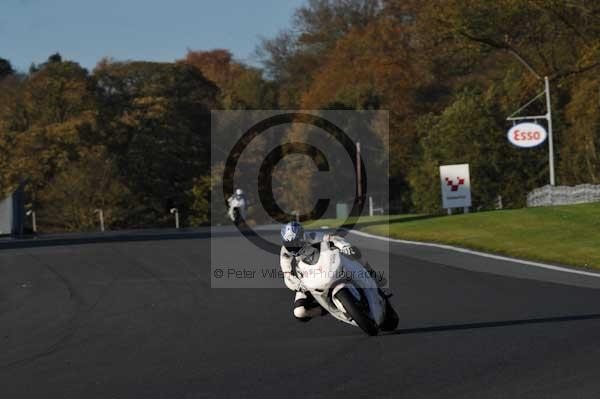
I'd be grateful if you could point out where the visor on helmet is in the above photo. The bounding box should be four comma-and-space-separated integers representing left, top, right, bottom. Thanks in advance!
285, 245, 302, 255
284, 238, 303, 255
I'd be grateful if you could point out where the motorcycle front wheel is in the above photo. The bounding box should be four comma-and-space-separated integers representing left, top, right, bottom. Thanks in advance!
335, 287, 379, 336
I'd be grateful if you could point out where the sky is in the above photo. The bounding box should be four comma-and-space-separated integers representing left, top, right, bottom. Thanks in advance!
0, 0, 305, 72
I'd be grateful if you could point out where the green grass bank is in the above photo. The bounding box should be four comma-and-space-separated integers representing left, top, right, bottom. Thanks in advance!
307, 203, 600, 270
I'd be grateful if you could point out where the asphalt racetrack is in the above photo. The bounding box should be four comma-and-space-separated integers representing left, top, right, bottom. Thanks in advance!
2, 227, 600, 398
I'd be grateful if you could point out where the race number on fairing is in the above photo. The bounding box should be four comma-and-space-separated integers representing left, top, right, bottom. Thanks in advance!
507, 122, 548, 148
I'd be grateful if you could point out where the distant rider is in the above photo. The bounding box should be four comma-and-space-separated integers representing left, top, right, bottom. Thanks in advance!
279, 221, 386, 322
227, 188, 248, 221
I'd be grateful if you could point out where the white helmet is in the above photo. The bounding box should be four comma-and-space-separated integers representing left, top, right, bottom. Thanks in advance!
280, 221, 305, 255
235, 188, 243, 196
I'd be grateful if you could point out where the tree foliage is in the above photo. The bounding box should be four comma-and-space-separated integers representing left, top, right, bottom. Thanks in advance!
257, 0, 600, 212
2, 0, 600, 231
182, 49, 276, 109
93, 60, 218, 226
0, 56, 220, 231
0, 56, 96, 198
38, 148, 131, 231
0, 57, 14, 80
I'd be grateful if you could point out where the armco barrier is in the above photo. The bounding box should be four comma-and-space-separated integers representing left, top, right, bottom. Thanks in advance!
527, 184, 600, 207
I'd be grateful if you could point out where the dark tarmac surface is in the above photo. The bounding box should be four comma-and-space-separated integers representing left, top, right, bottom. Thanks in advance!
2, 227, 600, 398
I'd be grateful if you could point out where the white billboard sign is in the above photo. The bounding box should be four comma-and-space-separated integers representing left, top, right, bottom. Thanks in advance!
507, 122, 547, 148
440, 164, 472, 209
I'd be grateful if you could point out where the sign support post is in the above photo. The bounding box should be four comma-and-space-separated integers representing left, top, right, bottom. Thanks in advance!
544, 76, 555, 186
356, 141, 362, 205
506, 76, 555, 186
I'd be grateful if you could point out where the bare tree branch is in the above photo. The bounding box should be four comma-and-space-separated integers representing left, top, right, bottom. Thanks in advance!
458, 31, 543, 79
552, 61, 600, 80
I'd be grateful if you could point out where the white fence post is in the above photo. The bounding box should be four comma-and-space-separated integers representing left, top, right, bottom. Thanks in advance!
94, 209, 104, 232
26, 210, 36, 232
170, 208, 180, 229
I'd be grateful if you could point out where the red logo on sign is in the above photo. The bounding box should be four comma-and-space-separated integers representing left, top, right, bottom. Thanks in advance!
513, 129, 541, 141
445, 176, 465, 192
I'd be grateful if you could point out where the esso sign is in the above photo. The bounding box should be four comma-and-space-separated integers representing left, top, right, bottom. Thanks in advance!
507, 122, 547, 148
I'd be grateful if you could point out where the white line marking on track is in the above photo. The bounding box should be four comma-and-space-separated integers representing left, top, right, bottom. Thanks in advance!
348, 229, 600, 279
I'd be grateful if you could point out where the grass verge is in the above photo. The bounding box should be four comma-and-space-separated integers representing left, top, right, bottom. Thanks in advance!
307, 203, 600, 270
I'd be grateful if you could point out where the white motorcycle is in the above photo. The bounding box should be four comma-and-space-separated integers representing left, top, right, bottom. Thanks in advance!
296, 241, 398, 336
227, 196, 247, 225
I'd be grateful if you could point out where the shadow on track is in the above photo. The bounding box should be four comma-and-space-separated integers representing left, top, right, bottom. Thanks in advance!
0, 226, 281, 251
388, 313, 600, 336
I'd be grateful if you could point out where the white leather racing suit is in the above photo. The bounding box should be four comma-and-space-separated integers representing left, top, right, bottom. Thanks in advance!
280, 231, 353, 321
227, 193, 248, 221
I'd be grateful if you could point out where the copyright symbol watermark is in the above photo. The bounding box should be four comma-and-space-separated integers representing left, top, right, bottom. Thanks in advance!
213, 268, 224, 278
210, 110, 390, 288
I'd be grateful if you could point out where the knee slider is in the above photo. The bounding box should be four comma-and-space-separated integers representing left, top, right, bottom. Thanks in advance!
294, 306, 309, 319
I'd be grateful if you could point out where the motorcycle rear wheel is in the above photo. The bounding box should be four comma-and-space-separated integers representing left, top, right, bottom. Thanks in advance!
335, 287, 379, 336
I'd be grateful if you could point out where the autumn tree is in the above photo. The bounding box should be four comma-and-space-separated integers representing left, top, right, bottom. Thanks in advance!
38, 147, 132, 231
93, 60, 219, 226
414, 0, 600, 191
562, 77, 600, 184
0, 58, 14, 80
0, 55, 96, 199
182, 49, 276, 109
410, 87, 549, 212
416, 0, 600, 80
257, 0, 382, 107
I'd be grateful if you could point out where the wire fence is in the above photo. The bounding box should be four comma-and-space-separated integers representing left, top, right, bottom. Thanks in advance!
527, 184, 600, 207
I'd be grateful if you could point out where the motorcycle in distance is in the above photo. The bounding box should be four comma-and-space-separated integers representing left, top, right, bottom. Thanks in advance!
227, 196, 247, 225
296, 240, 399, 336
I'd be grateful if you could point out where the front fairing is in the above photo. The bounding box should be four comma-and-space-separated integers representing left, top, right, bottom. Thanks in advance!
229, 197, 246, 208
298, 241, 386, 326
297, 243, 343, 291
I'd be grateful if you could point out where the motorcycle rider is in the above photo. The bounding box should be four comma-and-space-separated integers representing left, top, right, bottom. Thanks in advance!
227, 188, 248, 221
279, 221, 387, 322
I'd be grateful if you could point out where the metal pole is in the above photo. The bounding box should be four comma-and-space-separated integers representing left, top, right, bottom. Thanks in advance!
356, 142, 362, 208
369, 196, 374, 217
26, 210, 37, 233
545, 76, 556, 186
95, 209, 104, 232
171, 208, 180, 229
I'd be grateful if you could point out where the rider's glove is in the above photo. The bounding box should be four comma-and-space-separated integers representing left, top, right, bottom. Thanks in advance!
297, 283, 307, 293
286, 275, 305, 292
340, 246, 355, 256
293, 279, 307, 293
